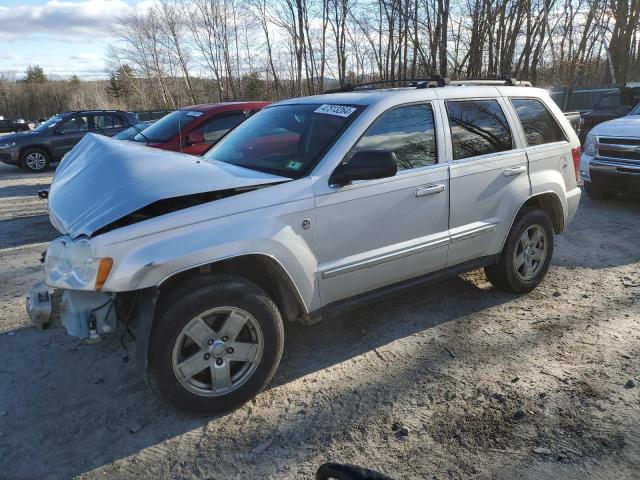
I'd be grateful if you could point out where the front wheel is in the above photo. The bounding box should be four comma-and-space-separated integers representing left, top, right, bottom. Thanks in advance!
20, 148, 50, 172
147, 275, 284, 414
584, 181, 616, 200
485, 208, 554, 294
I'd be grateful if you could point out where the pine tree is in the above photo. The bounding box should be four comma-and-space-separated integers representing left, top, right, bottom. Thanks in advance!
23, 65, 47, 83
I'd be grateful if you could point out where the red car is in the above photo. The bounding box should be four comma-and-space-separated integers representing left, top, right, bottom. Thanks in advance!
132, 102, 269, 155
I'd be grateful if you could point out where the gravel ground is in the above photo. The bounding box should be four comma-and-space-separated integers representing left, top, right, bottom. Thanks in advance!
0, 162, 638, 480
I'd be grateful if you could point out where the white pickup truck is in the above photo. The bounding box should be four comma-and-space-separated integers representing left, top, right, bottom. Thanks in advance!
580, 104, 640, 199
27, 78, 581, 413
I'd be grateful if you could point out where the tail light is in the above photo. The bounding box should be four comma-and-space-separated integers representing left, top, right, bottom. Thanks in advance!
571, 147, 581, 181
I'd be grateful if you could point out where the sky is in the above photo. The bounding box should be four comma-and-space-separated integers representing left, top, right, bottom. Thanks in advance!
0, 0, 142, 79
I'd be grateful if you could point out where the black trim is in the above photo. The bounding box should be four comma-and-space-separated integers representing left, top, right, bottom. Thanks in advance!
310, 254, 500, 322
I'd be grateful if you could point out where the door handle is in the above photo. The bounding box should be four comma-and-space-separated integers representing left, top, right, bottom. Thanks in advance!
415, 184, 445, 197
503, 166, 527, 177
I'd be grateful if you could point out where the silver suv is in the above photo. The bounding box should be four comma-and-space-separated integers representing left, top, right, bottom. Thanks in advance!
27, 79, 581, 413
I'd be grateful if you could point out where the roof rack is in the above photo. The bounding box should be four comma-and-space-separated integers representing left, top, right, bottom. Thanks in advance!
323, 75, 530, 94
324, 76, 450, 94
450, 76, 532, 87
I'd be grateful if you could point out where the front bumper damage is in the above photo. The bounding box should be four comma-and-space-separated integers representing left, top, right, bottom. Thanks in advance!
26, 282, 117, 341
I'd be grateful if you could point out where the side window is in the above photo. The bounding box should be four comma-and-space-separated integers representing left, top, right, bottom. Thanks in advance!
111, 115, 125, 128
57, 115, 89, 134
200, 113, 246, 143
352, 103, 437, 171
511, 98, 567, 146
94, 114, 125, 130
93, 114, 114, 130
447, 99, 512, 160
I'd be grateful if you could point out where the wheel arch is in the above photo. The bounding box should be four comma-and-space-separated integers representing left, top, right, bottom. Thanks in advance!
521, 192, 565, 234
19, 144, 54, 162
158, 253, 309, 323
499, 191, 565, 253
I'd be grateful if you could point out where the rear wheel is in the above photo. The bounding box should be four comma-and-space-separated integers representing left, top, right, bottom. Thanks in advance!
147, 274, 284, 414
584, 181, 616, 200
20, 148, 50, 172
485, 208, 554, 294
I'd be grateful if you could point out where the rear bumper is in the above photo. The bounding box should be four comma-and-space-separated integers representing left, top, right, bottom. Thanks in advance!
565, 186, 581, 226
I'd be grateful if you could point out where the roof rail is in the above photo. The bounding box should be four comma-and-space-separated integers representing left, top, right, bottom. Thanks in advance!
449, 76, 532, 87
323, 76, 450, 94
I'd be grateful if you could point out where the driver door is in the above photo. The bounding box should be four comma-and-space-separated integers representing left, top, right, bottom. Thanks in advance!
51, 114, 89, 160
314, 103, 450, 306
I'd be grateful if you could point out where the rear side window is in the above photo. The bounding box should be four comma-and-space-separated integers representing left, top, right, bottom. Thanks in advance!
200, 113, 246, 143
511, 98, 567, 146
352, 103, 437, 171
447, 100, 512, 160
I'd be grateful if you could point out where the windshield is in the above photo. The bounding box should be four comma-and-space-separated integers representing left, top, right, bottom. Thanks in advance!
34, 115, 63, 132
133, 110, 201, 142
203, 103, 359, 178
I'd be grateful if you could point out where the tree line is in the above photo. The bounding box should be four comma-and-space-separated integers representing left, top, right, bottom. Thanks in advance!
1, 0, 640, 119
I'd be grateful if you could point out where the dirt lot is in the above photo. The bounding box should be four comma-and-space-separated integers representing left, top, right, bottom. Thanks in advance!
0, 162, 638, 480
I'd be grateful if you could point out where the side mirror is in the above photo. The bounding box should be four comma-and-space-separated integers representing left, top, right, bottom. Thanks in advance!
330, 150, 397, 186
186, 130, 205, 145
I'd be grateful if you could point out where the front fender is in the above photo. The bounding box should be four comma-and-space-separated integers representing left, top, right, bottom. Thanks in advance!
95, 190, 319, 312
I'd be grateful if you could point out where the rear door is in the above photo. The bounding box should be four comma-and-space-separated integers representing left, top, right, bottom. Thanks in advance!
50, 114, 90, 160
509, 97, 574, 194
444, 97, 530, 266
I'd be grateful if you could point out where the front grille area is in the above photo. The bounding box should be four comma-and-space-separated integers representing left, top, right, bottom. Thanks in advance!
598, 137, 640, 146
598, 149, 640, 162
597, 136, 640, 164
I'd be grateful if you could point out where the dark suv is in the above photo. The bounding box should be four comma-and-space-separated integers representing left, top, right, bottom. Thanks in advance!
0, 110, 138, 172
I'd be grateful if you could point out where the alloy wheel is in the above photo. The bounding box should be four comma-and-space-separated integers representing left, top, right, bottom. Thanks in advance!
171, 307, 264, 397
513, 224, 548, 281
25, 152, 47, 171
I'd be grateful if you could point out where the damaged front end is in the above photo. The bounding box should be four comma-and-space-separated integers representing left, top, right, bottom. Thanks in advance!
26, 283, 117, 342
27, 134, 290, 344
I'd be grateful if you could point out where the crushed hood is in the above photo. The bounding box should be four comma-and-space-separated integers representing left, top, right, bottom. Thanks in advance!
49, 134, 290, 238
591, 116, 640, 137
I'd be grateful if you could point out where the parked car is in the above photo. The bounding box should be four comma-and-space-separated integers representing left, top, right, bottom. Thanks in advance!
0, 110, 139, 172
0, 118, 30, 134
579, 106, 640, 199
113, 120, 155, 141
130, 102, 269, 155
579, 83, 640, 143
27, 78, 581, 414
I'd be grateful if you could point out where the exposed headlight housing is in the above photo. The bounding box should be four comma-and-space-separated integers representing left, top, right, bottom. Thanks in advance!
584, 133, 597, 156
45, 237, 112, 290
0, 141, 16, 150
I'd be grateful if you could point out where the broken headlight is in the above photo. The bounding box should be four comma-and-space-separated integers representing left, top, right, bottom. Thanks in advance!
45, 237, 112, 290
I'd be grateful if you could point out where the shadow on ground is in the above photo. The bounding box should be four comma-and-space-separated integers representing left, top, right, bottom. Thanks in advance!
0, 215, 59, 248
0, 274, 514, 479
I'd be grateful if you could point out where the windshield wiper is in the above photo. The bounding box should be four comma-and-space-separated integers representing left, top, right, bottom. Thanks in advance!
128, 122, 151, 143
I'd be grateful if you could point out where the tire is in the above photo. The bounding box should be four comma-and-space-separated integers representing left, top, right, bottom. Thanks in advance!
147, 274, 284, 415
484, 208, 554, 294
20, 148, 50, 172
584, 181, 616, 200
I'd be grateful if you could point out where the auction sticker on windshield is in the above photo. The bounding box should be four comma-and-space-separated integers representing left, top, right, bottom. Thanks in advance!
314, 104, 356, 117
